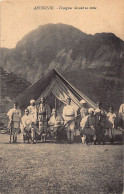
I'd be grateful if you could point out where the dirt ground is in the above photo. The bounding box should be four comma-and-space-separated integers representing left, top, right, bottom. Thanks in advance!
0, 134, 123, 194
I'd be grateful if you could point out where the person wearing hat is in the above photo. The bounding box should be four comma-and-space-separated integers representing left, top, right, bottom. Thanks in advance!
37, 97, 51, 142
77, 99, 88, 130
27, 99, 37, 123
48, 108, 64, 142
79, 99, 88, 119
7, 103, 21, 143
80, 108, 96, 145
94, 102, 106, 144
63, 97, 77, 143
106, 107, 116, 144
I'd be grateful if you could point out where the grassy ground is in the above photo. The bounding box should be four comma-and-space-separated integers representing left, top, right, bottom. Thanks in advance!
0, 134, 123, 194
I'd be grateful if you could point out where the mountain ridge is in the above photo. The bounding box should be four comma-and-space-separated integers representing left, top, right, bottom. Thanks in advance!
0, 23, 123, 82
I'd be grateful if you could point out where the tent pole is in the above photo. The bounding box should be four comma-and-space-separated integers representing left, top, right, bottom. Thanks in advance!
55, 98, 57, 110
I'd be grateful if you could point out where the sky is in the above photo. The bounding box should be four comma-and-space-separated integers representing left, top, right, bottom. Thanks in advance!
0, 0, 124, 48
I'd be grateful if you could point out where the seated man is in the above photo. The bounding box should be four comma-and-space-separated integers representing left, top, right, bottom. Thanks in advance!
21, 109, 32, 142
21, 109, 40, 143
80, 108, 96, 145
48, 108, 63, 142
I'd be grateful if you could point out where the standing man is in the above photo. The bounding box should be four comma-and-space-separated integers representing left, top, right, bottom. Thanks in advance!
27, 99, 37, 123
79, 99, 88, 119
94, 102, 106, 144
7, 103, 21, 143
78, 99, 88, 132
106, 107, 116, 144
63, 97, 77, 143
37, 97, 51, 142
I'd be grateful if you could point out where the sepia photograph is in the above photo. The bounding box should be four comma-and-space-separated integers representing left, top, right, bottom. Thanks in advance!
0, 0, 124, 193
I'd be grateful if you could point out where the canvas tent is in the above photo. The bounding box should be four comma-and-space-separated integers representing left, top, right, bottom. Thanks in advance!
14, 69, 97, 113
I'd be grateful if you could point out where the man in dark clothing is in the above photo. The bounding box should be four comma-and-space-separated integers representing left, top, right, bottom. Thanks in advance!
37, 97, 51, 142
94, 102, 106, 144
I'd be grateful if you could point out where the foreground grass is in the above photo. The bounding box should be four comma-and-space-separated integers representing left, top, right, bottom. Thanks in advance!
0, 134, 123, 194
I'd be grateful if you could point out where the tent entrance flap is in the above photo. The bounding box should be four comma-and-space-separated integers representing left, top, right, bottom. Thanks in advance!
36, 78, 69, 104
36, 77, 80, 111
44, 92, 65, 115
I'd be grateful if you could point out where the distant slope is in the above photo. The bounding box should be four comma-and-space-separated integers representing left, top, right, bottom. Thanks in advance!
1, 23, 123, 83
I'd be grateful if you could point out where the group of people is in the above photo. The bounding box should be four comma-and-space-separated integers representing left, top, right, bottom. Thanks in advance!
7, 96, 124, 144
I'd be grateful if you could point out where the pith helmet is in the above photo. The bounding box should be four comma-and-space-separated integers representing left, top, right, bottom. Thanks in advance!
88, 108, 94, 113
52, 108, 56, 113
30, 99, 35, 104
80, 99, 86, 104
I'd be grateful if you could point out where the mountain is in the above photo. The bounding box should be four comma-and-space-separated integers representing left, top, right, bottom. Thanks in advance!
0, 23, 124, 111
0, 23, 87, 82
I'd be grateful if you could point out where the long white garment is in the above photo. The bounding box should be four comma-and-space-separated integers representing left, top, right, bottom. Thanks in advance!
63, 105, 77, 132
80, 115, 89, 129
107, 112, 116, 128
63, 105, 77, 121
7, 108, 21, 128
119, 104, 124, 114
48, 115, 56, 126
48, 115, 63, 126
21, 115, 33, 134
7, 108, 21, 121
21, 115, 33, 128
27, 105, 37, 122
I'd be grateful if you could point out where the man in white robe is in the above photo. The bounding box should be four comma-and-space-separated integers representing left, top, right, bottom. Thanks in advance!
27, 99, 37, 123
7, 103, 21, 143
63, 97, 77, 143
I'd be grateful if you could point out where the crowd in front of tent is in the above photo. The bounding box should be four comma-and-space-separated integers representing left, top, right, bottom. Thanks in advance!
7, 96, 124, 144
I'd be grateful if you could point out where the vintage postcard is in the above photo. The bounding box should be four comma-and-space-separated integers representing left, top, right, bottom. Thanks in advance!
0, 0, 123, 193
